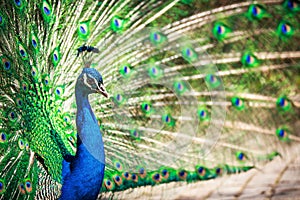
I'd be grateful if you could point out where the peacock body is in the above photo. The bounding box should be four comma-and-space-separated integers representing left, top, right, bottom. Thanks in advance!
0, 0, 299, 199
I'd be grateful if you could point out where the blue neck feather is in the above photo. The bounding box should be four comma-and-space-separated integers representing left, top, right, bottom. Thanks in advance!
60, 83, 105, 200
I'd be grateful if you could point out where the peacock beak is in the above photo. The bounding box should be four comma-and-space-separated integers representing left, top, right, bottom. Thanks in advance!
97, 83, 109, 98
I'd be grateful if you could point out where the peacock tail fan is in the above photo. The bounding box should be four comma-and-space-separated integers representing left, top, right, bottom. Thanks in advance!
0, 0, 299, 199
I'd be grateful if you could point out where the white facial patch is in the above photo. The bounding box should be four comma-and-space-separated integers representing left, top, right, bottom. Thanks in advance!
83, 73, 100, 92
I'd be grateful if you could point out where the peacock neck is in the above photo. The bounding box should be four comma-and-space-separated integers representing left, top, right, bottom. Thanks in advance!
59, 84, 106, 200
74, 85, 105, 163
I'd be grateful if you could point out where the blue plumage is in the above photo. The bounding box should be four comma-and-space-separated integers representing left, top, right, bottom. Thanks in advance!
60, 68, 107, 199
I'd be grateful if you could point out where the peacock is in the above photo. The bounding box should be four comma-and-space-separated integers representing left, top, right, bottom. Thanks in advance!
0, 0, 300, 199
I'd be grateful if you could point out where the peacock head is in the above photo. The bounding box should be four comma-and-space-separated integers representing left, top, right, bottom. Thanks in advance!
76, 67, 108, 98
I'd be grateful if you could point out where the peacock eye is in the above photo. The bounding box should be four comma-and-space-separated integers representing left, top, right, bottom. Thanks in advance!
104, 179, 115, 190
24, 179, 32, 193
63, 113, 71, 123
152, 173, 161, 183
31, 67, 38, 79
217, 25, 225, 34
25, 142, 29, 151
277, 21, 294, 38
42, 1, 52, 16
0, 179, 5, 194
139, 167, 145, 174
8, 111, 18, 122
44, 75, 50, 86
161, 169, 169, 179
18, 139, 25, 150
150, 31, 167, 46
54, 86, 64, 98
18, 182, 25, 194
79, 23, 88, 35
32, 39, 37, 47
113, 175, 123, 186
31, 33, 39, 49
14, 0, 21, 7
251, 5, 261, 17
116, 94, 122, 101
22, 83, 28, 92
276, 128, 289, 141
18, 43, 28, 59
80, 25, 86, 34
198, 167, 204, 174
114, 160, 123, 171
2, 57, 11, 71
174, 81, 187, 95
236, 151, 246, 161
131, 174, 138, 182
0, 132, 7, 143
178, 170, 187, 179
53, 53, 58, 61
148, 65, 163, 79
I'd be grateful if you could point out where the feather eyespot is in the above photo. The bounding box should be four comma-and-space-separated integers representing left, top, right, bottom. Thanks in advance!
18, 182, 26, 194
197, 166, 206, 176
31, 67, 38, 79
63, 113, 71, 123
54, 86, 64, 98
141, 102, 153, 115
236, 151, 246, 161
79, 25, 86, 34
215, 167, 222, 175
43, 75, 50, 86
116, 94, 123, 102
24, 179, 32, 193
0, 132, 7, 143
14, 0, 21, 7
152, 173, 161, 183
18, 139, 25, 150
17, 42, 28, 60
198, 108, 210, 122
42, 1, 52, 16
32, 39, 37, 48
150, 31, 167, 45
131, 174, 138, 182
138, 167, 146, 178
104, 179, 114, 190
25, 142, 29, 151
122, 172, 131, 180
114, 161, 123, 171
2, 59, 11, 71
161, 169, 169, 179
18, 182, 25, 194
231, 97, 245, 110
0, 179, 5, 194
130, 129, 141, 140
8, 111, 17, 122
276, 97, 291, 111
113, 175, 123, 186
205, 74, 221, 88
178, 170, 187, 180
276, 128, 289, 141
21, 83, 28, 92
30, 33, 39, 50
174, 81, 187, 95
16, 98, 23, 107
